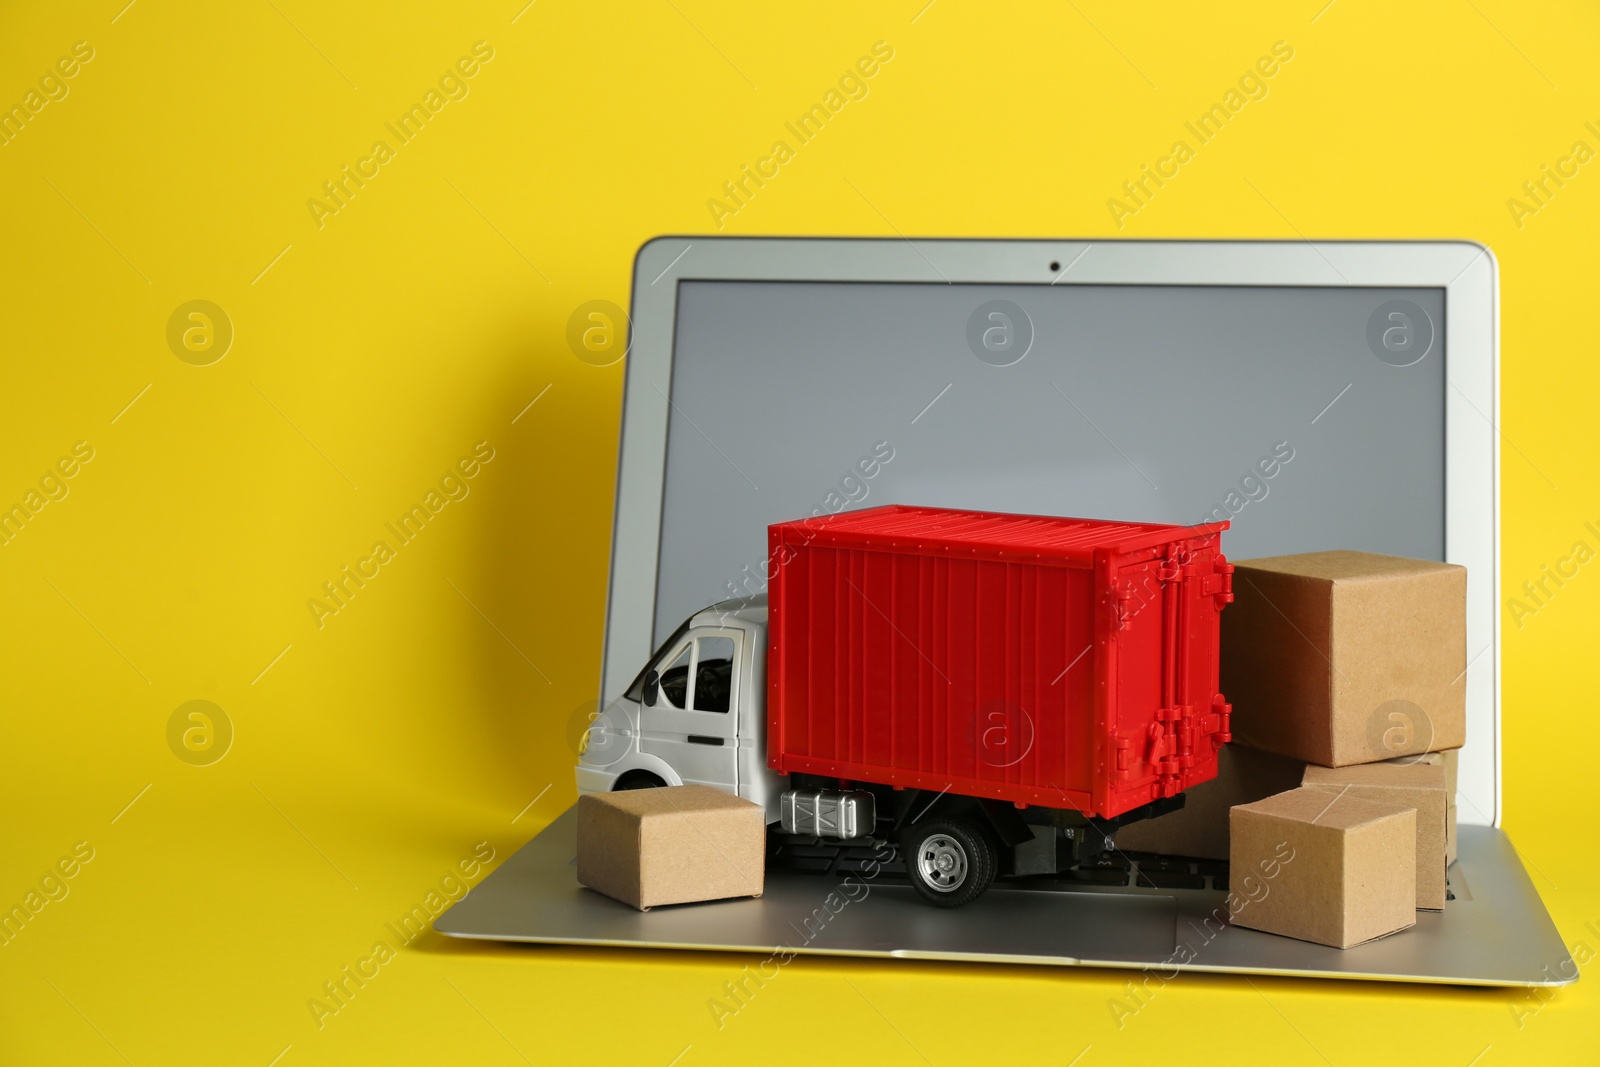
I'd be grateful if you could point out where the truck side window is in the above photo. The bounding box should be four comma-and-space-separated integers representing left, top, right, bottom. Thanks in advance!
657, 644, 692, 708
692, 636, 735, 713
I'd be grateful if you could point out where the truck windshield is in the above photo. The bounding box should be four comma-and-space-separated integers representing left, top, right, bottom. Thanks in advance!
623, 616, 694, 703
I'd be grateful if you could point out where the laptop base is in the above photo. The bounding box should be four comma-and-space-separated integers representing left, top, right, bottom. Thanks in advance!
436, 806, 1574, 987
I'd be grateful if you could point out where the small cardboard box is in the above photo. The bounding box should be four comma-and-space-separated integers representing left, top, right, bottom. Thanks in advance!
1222, 551, 1466, 766
1113, 744, 1305, 860
576, 785, 765, 910
1229, 787, 1417, 949
1381, 748, 1459, 865
1303, 759, 1452, 909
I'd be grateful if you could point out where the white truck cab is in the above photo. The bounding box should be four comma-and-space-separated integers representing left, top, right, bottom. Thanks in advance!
575, 597, 785, 821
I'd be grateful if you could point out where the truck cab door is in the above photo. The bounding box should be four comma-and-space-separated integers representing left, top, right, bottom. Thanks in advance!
637, 629, 742, 795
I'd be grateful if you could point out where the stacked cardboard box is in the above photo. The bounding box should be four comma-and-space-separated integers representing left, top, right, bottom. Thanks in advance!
1222, 550, 1466, 767
1301, 759, 1453, 909
1388, 748, 1460, 865
1139, 550, 1467, 949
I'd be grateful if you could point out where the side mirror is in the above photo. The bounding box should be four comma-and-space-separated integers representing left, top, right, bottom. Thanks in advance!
642, 669, 660, 707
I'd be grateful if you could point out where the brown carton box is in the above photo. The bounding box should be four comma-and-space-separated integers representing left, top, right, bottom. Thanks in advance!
576, 785, 765, 910
1230, 787, 1416, 949
1446, 796, 1457, 867
1383, 748, 1459, 792
1380, 748, 1459, 865
1113, 744, 1305, 860
1302, 760, 1452, 909
1222, 551, 1466, 766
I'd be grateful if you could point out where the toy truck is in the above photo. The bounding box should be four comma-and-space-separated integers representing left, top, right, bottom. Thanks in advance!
577, 505, 1233, 906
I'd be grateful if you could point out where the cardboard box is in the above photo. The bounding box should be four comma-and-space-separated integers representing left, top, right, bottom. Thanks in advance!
1446, 795, 1457, 867
1222, 551, 1466, 766
1113, 744, 1305, 860
1381, 748, 1459, 864
1383, 747, 1459, 791
1229, 787, 1416, 949
576, 785, 765, 910
1302, 759, 1451, 909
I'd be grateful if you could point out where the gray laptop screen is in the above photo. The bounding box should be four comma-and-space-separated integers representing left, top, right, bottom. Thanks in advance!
655, 281, 1445, 642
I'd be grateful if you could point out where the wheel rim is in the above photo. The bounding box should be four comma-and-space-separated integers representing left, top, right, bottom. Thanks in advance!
916, 834, 969, 892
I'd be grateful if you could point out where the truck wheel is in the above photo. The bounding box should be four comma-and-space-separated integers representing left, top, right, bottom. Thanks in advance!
901, 818, 996, 907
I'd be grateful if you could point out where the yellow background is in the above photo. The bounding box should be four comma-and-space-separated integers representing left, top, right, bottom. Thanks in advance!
2, 1, 1597, 1063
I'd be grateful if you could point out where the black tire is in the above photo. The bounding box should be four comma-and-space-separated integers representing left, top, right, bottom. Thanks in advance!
614, 771, 666, 791
900, 817, 997, 907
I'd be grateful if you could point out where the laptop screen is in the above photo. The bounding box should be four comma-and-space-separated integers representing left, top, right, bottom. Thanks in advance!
655, 280, 1445, 643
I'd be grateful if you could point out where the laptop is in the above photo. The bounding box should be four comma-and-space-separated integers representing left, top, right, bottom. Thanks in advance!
437, 237, 1574, 986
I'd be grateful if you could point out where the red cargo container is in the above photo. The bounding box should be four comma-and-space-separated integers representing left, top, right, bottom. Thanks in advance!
767, 505, 1232, 820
